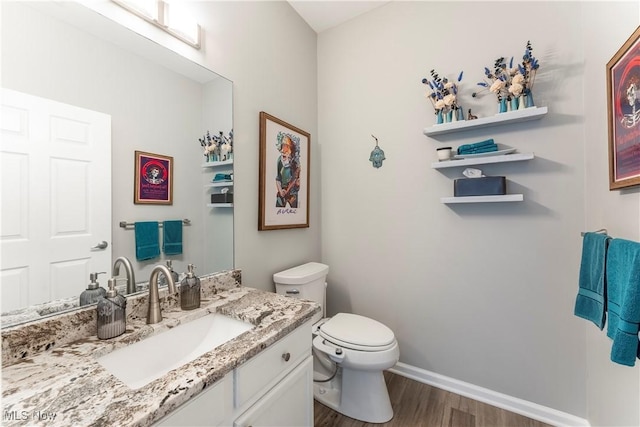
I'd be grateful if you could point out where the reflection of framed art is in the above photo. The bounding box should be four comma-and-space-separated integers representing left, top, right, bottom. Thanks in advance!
134, 151, 173, 204
258, 112, 310, 230
607, 26, 640, 190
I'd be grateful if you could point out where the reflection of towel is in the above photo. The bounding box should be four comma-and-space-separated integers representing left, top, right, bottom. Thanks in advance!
606, 238, 640, 366
574, 232, 611, 329
163, 220, 183, 256
134, 222, 160, 261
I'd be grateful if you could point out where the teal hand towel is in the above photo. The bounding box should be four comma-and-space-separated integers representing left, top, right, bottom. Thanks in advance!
163, 220, 183, 256
457, 138, 495, 154
606, 238, 640, 366
457, 145, 498, 155
134, 221, 160, 261
574, 232, 611, 329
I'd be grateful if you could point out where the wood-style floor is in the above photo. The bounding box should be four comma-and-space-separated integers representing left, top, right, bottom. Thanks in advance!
314, 371, 553, 427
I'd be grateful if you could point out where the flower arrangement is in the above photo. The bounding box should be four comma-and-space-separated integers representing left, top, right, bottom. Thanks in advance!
422, 69, 464, 121
473, 41, 540, 106
199, 129, 233, 162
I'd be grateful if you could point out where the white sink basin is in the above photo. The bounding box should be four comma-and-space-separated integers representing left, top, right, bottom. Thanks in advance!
97, 313, 253, 389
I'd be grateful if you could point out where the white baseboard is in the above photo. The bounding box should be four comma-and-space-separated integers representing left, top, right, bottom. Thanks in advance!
388, 362, 590, 427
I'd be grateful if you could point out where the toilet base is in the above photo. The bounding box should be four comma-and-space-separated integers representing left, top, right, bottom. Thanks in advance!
313, 367, 393, 424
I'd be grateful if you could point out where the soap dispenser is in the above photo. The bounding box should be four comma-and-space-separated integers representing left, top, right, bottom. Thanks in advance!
159, 260, 180, 288
180, 264, 201, 310
97, 278, 127, 340
79, 272, 107, 306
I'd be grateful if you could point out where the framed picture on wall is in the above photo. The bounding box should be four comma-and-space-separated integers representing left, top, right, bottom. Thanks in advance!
607, 25, 640, 190
134, 150, 173, 204
258, 112, 310, 230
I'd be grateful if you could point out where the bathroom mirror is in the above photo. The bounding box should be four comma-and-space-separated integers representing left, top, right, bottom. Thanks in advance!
0, 2, 233, 327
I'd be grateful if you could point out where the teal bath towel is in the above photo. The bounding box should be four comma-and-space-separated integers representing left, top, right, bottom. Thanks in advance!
163, 220, 183, 256
574, 232, 611, 329
134, 221, 160, 261
606, 238, 640, 366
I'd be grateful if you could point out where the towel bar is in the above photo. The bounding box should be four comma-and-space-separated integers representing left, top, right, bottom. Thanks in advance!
119, 219, 191, 229
580, 228, 608, 236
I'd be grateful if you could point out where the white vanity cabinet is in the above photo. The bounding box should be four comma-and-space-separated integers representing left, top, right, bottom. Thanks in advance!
233, 356, 313, 427
233, 322, 313, 427
155, 320, 313, 427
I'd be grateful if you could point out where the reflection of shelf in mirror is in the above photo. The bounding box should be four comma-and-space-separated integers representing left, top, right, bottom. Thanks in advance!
432, 153, 534, 169
205, 182, 234, 188
207, 203, 233, 208
441, 194, 524, 204
424, 107, 547, 137
202, 159, 233, 168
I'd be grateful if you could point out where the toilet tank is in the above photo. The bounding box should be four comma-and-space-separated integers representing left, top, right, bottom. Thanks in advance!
273, 262, 328, 320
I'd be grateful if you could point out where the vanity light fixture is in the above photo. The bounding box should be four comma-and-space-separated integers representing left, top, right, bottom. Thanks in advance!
112, 0, 202, 49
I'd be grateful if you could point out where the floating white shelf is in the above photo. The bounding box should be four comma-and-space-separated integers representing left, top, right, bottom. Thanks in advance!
205, 181, 234, 188
424, 107, 547, 137
206, 203, 233, 208
441, 194, 524, 204
431, 153, 534, 169
202, 159, 233, 168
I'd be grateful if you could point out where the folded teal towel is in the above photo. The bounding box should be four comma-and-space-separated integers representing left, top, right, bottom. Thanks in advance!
134, 221, 160, 261
458, 145, 498, 155
163, 220, 183, 256
606, 238, 640, 366
457, 138, 495, 154
574, 232, 610, 329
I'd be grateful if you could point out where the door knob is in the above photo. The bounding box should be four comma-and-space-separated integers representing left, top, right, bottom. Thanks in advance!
91, 241, 108, 250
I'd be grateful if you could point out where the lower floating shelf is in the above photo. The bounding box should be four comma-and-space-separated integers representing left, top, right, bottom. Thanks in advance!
207, 203, 233, 208
441, 194, 524, 204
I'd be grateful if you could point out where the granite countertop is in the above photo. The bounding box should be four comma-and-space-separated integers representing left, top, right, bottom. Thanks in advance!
1, 271, 319, 427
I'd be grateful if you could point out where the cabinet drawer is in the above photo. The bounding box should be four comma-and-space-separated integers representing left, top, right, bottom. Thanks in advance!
155, 374, 232, 426
234, 321, 311, 409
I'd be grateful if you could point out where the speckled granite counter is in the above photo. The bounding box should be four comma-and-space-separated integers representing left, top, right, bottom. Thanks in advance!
1, 270, 320, 426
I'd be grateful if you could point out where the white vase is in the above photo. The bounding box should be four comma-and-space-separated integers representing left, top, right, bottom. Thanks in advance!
518, 95, 526, 110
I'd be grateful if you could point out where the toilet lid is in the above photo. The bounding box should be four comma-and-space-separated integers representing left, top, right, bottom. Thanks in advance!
319, 313, 396, 351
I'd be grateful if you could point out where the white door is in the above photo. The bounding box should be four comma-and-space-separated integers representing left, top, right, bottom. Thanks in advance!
1, 88, 111, 312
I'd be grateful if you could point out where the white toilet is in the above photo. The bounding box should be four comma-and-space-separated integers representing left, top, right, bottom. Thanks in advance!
274, 262, 399, 424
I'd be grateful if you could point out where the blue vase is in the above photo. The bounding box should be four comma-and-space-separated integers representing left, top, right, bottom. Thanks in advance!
510, 97, 519, 111
436, 110, 443, 124
446, 110, 453, 122
525, 90, 535, 108
499, 99, 507, 113
457, 107, 465, 121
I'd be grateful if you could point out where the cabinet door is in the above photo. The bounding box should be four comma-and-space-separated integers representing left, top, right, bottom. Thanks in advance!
234, 356, 313, 427
155, 374, 233, 427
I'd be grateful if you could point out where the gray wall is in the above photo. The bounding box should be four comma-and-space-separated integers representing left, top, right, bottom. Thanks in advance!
318, 0, 639, 423
582, 3, 640, 426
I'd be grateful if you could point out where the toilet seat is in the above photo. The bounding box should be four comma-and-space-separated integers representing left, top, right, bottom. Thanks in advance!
318, 313, 396, 352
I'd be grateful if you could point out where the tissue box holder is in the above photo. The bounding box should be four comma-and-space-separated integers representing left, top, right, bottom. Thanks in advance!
454, 176, 506, 197
211, 193, 233, 203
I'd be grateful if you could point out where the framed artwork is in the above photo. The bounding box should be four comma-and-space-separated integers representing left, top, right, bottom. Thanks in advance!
134, 150, 173, 204
607, 26, 640, 190
258, 112, 310, 230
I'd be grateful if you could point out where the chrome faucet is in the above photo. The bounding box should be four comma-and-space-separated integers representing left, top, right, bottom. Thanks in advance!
112, 256, 136, 295
147, 265, 177, 324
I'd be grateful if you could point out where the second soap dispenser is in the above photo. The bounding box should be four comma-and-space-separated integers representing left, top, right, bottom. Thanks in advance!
180, 264, 201, 310
97, 278, 127, 340
80, 272, 107, 306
